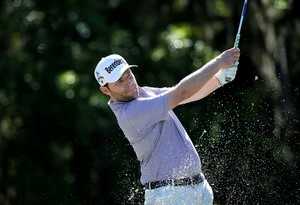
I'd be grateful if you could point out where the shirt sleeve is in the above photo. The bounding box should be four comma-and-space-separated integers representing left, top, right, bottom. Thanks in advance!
122, 93, 169, 136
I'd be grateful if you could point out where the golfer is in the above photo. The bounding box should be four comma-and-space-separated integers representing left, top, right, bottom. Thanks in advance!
94, 47, 240, 205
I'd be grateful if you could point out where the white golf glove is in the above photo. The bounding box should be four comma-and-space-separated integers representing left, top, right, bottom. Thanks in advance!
215, 65, 238, 86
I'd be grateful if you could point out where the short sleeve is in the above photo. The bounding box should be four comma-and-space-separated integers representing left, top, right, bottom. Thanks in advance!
119, 93, 169, 136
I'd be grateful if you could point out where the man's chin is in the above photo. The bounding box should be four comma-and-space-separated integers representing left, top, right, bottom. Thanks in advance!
128, 93, 138, 101
123, 96, 137, 102
123, 93, 138, 102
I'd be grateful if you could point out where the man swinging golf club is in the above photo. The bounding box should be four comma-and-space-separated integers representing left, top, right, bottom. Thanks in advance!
94, 46, 240, 204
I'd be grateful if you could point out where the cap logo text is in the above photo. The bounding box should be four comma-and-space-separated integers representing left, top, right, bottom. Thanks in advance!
105, 59, 126, 74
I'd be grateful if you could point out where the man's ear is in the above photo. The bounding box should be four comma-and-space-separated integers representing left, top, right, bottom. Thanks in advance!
100, 86, 110, 96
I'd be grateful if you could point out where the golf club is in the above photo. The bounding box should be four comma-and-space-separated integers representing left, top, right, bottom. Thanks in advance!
234, 0, 248, 48
234, 0, 248, 65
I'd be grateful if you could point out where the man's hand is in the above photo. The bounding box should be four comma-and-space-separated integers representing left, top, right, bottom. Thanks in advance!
215, 66, 238, 86
215, 47, 240, 69
214, 47, 240, 86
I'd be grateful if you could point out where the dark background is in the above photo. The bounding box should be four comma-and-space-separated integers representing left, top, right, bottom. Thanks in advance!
0, 0, 299, 204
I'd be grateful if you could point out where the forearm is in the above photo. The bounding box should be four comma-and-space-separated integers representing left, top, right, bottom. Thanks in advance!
175, 58, 222, 100
167, 47, 240, 110
180, 76, 221, 104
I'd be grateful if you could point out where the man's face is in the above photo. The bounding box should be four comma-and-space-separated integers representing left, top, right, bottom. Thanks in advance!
102, 69, 139, 102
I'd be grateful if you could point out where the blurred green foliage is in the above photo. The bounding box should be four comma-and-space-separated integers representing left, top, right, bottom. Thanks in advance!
0, 0, 299, 204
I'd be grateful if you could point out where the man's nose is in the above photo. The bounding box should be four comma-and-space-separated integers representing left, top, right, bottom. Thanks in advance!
125, 78, 132, 88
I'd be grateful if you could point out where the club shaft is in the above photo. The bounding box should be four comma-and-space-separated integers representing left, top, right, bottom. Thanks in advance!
234, 0, 248, 48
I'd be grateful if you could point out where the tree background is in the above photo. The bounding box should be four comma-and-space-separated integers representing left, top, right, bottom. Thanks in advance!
0, 0, 299, 204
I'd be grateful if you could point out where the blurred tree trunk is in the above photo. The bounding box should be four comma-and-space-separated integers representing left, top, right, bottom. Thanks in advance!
249, 0, 295, 137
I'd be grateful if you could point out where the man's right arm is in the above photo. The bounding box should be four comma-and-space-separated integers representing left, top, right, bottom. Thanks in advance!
166, 47, 240, 111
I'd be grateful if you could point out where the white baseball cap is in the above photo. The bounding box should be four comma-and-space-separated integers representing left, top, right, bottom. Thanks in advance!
94, 54, 138, 86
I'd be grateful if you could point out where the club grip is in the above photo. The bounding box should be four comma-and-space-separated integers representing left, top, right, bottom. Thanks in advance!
234, 34, 240, 48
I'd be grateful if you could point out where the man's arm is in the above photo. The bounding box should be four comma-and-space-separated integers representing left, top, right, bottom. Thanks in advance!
179, 76, 221, 105
166, 47, 240, 111
180, 64, 239, 104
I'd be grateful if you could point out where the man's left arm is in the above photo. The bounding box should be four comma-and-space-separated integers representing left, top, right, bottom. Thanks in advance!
180, 66, 237, 104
